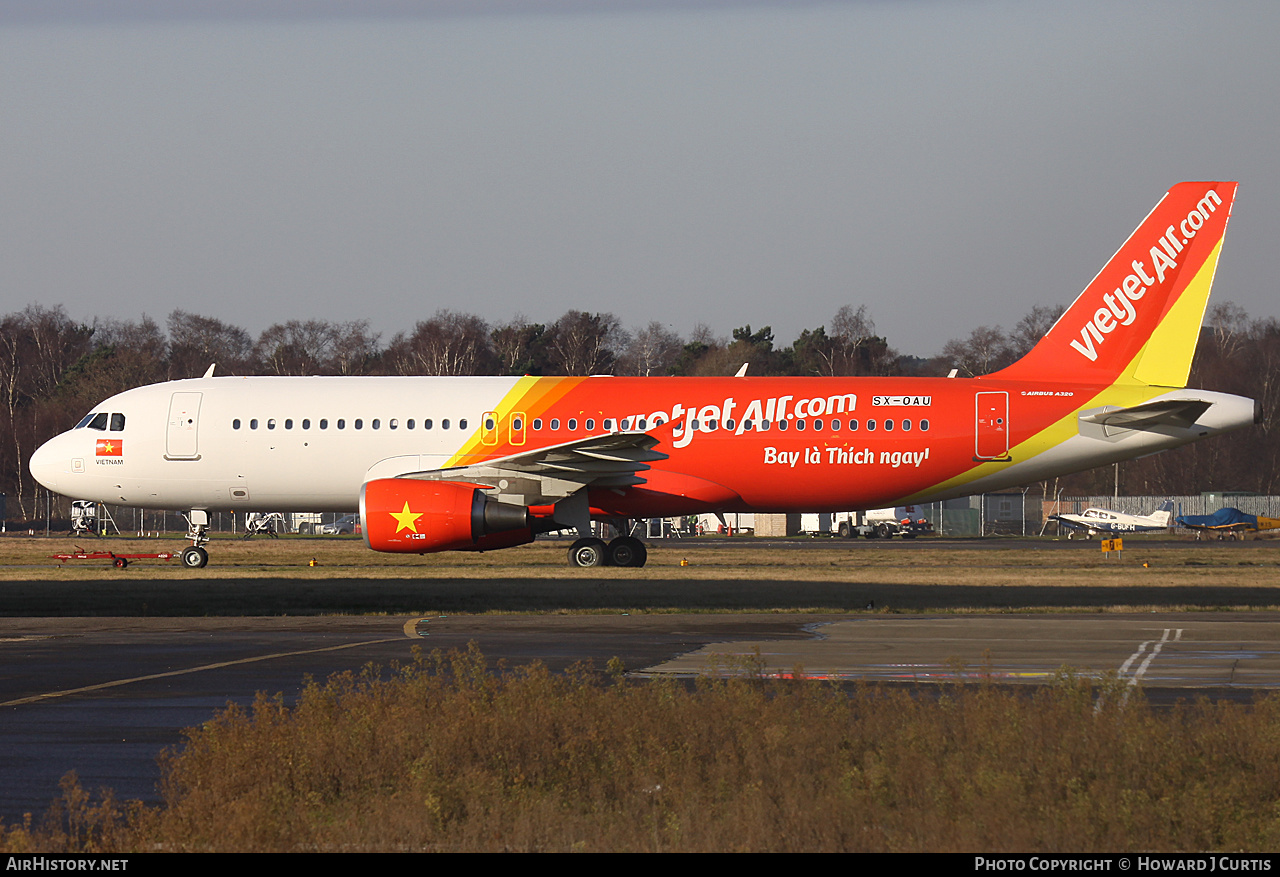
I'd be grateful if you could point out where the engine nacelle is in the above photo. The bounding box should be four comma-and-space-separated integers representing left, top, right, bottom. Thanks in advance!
360, 478, 531, 554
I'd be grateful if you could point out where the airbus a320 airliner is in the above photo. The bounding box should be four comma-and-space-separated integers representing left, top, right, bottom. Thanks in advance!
29, 182, 1257, 569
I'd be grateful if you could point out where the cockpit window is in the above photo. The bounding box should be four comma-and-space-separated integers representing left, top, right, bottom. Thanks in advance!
110, 413, 125, 431
74, 413, 94, 429
86, 413, 109, 431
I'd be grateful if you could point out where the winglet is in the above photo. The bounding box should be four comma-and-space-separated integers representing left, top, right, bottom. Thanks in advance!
992, 182, 1238, 388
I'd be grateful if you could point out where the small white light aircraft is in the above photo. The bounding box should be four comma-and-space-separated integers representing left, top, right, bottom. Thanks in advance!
28, 182, 1257, 569
1049, 500, 1174, 539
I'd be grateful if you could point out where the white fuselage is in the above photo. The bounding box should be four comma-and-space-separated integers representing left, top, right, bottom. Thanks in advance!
29, 376, 531, 511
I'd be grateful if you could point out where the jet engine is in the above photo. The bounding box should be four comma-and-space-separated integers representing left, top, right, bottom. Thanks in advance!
360, 478, 532, 554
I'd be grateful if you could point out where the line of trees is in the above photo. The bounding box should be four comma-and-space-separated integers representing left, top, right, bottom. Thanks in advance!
1, 301, 1275, 523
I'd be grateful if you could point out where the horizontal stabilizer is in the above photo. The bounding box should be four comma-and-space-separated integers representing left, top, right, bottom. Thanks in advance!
1079, 399, 1212, 436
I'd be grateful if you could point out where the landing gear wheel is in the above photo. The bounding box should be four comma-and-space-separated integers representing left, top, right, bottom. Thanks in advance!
608, 536, 648, 568
568, 537, 608, 568
181, 546, 209, 569
113, 557, 128, 569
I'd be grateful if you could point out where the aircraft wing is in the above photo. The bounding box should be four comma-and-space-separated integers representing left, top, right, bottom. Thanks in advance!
1048, 515, 1090, 532
399, 432, 670, 505
1079, 399, 1213, 436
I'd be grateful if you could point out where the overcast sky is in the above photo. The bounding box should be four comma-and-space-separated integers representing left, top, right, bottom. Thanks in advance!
1, 0, 1277, 359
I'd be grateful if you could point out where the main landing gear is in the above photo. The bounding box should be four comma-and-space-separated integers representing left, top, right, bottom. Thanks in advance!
567, 535, 648, 568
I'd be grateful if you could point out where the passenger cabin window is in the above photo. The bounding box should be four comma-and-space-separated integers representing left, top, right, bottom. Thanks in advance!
320, 419, 328, 429
233, 419, 241, 430
442, 419, 450, 430
250, 419, 259, 429
459, 419, 467, 430
920, 419, 930, 431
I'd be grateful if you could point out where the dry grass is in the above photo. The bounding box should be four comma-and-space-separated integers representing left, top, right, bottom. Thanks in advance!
2, 534, 1278, 616
6, 645, 1280, 852
5, 532, 1280, 582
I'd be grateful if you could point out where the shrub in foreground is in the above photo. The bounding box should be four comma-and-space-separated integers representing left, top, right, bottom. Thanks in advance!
6, 645, 1280, 852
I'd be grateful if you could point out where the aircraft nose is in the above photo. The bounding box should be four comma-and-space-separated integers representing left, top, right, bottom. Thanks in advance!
29, 436, 62, 491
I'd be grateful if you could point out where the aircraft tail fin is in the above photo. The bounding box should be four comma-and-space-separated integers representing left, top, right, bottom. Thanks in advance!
1149, 500, 1174, 527
992, 182, 1238, 388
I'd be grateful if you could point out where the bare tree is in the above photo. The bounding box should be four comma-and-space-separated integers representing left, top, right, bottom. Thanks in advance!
0, 306, 93, 518
618, 321, 682, 376
1206, 300, 1251, 361
941, 325, 1015, 377
491, 316, 546, 376
255, 320, 340, 376
544, 311, 626, 376
328, 321, 381, 376
385, 311, 492, 376
1009, 304, 1066, 360
167, 311, 253, 377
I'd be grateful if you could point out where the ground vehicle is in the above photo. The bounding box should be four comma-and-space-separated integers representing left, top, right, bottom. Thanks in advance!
834, 507, 934, 539
319, 513, 360, 535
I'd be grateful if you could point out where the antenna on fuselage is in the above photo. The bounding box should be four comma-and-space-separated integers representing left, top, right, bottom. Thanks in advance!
202, 364, 216, 378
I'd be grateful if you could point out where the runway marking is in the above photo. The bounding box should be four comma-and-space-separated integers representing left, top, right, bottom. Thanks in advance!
0, 637, 404, 707
1103, 628, 1183, 709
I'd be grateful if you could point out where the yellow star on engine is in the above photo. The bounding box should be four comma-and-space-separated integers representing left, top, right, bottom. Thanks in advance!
390, 501, 422, 534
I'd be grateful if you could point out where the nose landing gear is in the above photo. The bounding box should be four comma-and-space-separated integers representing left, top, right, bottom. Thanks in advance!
181, 510, 211, 568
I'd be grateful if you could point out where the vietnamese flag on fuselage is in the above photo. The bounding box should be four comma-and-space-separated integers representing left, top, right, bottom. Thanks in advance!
95, 439, 122, 457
